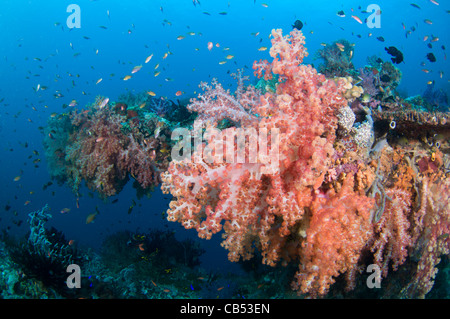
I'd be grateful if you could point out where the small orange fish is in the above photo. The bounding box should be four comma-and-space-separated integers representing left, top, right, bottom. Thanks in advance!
163, 289, 171, 293
96, 137, 104, 143
258, 46, 267, 51
422, 69, 430, 73
68, 239, 75, 246
151, 280, 157, 287
336, 43, 345, 50
351, 15, 363, 24
138, 243, 145, 251
175, 91, 183, 96
147, 91, 156, 96
123, 75, 132, 81
24, 201, 30, 206
207, 42, 213, 51
13, 176, 21, 182
217, 286, 224, 291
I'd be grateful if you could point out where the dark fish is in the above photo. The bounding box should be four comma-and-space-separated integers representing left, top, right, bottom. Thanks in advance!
410, 3, 421, 9
380, 74, 391, 82
376, 36, 385, 42
337, 10, 345, 17
427, 43, 433, 49
426, 52, 436, 62
292, 19, 303, 30
385, 46, 404, 64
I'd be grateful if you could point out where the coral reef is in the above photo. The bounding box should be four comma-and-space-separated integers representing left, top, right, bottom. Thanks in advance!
315, 39, 355, 78
43, 95, 175, 198
161, 28, 450, 298
6, 205, 83, 297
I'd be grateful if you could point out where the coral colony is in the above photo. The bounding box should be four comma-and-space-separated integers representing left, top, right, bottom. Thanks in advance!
32, 29, 449, 298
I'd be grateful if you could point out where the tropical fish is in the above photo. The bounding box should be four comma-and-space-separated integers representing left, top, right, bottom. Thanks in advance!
258, 46, 267, 51
96, 78, 103, 85
99, 97, 109, 108
207, 42, 213, 51
385, 46, 404, 64
60, 208, 71, 214
131, 65, 142, 74
123, 75, 132, 81
86, 212, 97, 224
410, 3, 421, 9
426, 52, 436, 62
145, 54, 153, 63
351, 15, 363, 24
292, 20, 303, 30
335, 43, 345, 50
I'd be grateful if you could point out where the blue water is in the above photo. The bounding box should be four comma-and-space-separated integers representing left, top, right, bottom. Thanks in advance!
0, 0, 448, 277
